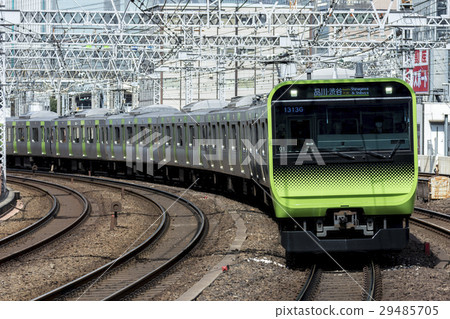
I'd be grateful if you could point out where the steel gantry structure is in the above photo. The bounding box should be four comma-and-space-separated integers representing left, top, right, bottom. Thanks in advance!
3, 3, 450, 104
1, 1, 450, 110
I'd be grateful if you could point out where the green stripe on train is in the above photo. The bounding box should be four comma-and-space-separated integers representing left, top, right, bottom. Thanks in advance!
96, 120, 101, 158
68, 120, 72, 156
81, 120, 86, 157
41, 121, 46, 155
26, 121, 31, 154
13, 121, 17, 154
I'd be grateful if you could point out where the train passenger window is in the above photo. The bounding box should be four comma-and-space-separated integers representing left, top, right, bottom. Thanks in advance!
32, 128, 39, 142
72, 127, 80, 143
241, 123, 247, 153
221, 125, 226, 149
189, 125, 195, 147
177, 126, 183, 146
104, 127, 109, 144
202, 125, 207, 140
6, 127, 11, 142
252, 124, 260, 154
87, 127, 94, 144
231, 124, 237, 151
126, 127, 133, 144
18, 128, 25, 142
60, 128, 67, 143
165, 126, 171, 146
261, 122, 266, 156
139, 126, 148, 145
115, 127, 121, 144
212, 124, 217, 149
152, 126, 159, 143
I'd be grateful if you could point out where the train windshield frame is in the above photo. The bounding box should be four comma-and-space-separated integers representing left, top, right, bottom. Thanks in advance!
272, 97, 412, 154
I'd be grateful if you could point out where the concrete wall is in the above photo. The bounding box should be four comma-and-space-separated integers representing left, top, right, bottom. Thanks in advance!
419, 155, 450, 174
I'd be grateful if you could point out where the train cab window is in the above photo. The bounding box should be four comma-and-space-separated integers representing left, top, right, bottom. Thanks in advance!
114, 127, 121, 144
87, 127, 94, 143
72, 127, 80, 143
177, 126, 183, 146
189, 125, 195, 147
32, 128, 39, 142
165, 126, 171, 146
126, 126, 133, 144
59, 128, 67, 143
289, 119, 310, 152
221, 125, 226, 149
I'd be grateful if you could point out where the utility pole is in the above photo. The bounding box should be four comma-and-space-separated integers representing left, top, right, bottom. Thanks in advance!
0, 0, 7, 196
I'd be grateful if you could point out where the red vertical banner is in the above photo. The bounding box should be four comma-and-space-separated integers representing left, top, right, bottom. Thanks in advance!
404, 49, 429, 94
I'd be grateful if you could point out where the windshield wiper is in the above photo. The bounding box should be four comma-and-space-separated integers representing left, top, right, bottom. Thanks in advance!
318, 148, 356, 160
389, 141, 403, 158
365, 150, 386, 159
333, 151, 355, 160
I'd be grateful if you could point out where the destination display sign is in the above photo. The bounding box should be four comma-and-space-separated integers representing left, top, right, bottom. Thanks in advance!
313, 86, 370, 98
271, 81, 412, 101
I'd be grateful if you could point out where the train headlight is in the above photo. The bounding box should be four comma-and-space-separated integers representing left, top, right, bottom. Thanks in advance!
290, 89, 298, 97
385, 86, 393, 94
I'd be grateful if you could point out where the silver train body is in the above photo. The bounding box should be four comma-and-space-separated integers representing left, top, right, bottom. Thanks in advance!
6, 97, 271, 199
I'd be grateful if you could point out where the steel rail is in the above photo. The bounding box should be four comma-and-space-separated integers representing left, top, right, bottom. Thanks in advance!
296, 260, 380, 301
296, 264, 320, 301
0, 176, 90, 265
0, 178, 58, 246
27, 171, 206, 301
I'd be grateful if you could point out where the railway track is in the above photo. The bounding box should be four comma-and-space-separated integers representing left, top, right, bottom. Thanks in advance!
297, 260, 382, 301
411, 207, 450, 238
25, 172, 207, 301
0, 176, 90, 264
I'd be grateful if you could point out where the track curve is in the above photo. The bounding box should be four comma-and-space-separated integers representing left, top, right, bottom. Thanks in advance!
28, 173, 207, 301
0, 176, 90, 265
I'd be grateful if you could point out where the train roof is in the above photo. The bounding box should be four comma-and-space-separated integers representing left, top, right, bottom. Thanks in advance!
18, 111, 59, 120
130, 105, 181, 117
225, 95, 266, 109
73, 108, 113, 118
182, 100, 228, 113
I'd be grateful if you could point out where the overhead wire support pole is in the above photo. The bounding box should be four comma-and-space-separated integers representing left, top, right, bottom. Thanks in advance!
0, 0, 7, 196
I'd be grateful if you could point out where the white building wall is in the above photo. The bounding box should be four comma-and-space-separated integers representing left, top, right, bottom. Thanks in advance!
5, 0, 52, 10
423, 102, 450, 156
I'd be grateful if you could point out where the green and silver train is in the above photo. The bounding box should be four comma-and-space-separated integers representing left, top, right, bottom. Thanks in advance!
6, 78, 417, 254
269, 78, 417, 253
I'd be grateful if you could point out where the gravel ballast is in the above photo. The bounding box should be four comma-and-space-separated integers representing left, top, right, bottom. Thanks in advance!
1, 177, 448, 301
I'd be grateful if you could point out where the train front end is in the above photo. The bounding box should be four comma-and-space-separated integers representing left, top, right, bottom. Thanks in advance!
267, 79, 417, 253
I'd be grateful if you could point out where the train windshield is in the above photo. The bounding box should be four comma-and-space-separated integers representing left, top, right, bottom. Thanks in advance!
273, 98, 411, 154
